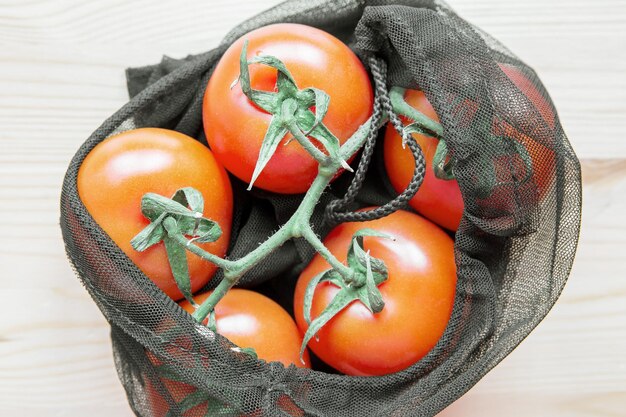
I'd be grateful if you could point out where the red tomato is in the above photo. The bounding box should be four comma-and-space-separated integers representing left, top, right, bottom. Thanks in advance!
145, 374, 208, 417
145, 349, 243, 417
294, 210, 457, 376
145, 375, 302, 417
145, 377, 301, 417
180, 289, 311, 369
495, 63, 556, 198
384, 89, 464, 231
77, 128, 233, 301
203, 23, 373, 194
145, 289, 310, 417
498, 63, 555, 129
384, 66, 556, 231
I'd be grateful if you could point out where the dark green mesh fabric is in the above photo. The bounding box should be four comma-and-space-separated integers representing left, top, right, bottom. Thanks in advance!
60, 1, 581, 416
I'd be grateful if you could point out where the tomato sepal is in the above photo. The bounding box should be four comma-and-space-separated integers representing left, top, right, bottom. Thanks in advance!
346, 229, 390, 312
131, 189, 222, 252
302, 269, 341, 326
206, 309, 217, 332
130, 188, 224, 306
154, 363, 187, 383
299, 229, 392, 360
130, 212, 168, 252
164, 387, 237, 417
466, 133, 535, 200
230, 346, 259, 360
346, 228, 393, 278
236, 41, 279, 114
299, 284, 352, 360
247, 112, 290, 190
491, 132, 535, 186
163, 235, 196, 306
172, 187, 204, 214
248, 53, 297, 92
403, 121, 437, 140
235, 39, 353, 190
298, 87, 330, 135
431, 139, 456, 180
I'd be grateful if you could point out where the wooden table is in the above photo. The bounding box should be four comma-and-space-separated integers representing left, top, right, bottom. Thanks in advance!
1, 0, 624, 415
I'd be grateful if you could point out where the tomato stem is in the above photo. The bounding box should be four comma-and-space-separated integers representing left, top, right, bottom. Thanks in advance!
389, 87, 443, 139
136, 50, 441, 332
162, 218, 233, 271
281, 99, 327, 164
301, 225, 354, 282
338, 116, 377, 161
145, 112, 375, 324
191, 155, 357, 323
162, 100, 390, 325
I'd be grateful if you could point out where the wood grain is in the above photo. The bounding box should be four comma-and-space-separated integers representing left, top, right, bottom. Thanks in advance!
0, 0, 624, 416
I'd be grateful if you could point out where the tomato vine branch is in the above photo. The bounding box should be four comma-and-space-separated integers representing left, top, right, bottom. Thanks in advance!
188, 134, 363, 323
132, 47, 443, 348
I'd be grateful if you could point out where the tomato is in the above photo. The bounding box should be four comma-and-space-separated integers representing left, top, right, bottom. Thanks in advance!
145, 374, 209, 417
294, 209, 457, 376
180, 289, 311, 369
384, 89, 464, 231
203, 23, 373, 194
495, 63, 556, 198
145, 375, 301, 417
384, 65, 556, 231
145, 376, 301, 417
77, 128, 233, 301
498, 63, 555, 129
145, 289, 310, 416
145, 350, 243, 417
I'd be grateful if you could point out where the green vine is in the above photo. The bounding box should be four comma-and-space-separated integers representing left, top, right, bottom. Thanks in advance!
131, 44, 439, 358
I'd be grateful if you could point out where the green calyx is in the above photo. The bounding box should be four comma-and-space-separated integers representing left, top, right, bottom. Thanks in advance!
131, 187, 222, 306
472, 133, 535, 199
299, 229, 393, 360
234, 40, 351, 189
131, 187, 222, 249
391, 86, 537, 199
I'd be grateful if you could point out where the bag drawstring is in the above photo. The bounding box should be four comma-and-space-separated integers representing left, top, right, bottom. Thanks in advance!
325, 55, 427, 225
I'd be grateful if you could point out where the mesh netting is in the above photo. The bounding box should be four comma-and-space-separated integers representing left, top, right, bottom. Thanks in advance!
60, 1, 582, 416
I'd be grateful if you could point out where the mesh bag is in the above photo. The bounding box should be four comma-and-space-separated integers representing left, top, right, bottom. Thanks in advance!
60, 0, 582, 416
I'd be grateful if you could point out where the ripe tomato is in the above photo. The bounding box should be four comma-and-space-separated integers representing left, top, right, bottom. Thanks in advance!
179, 289, 311, 369
384, 65, 555, 231
495, 63, 556, 198
145, 290, 310, 416
144, 373, 209, 417
498, 63, 555, 129
145, 375, 301, 417
77, 128, 233, 301
384, 89, 464, 231
145, 349, 243, 417
294, 209, 457, 376
203, 23, 373, 194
